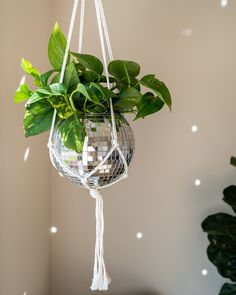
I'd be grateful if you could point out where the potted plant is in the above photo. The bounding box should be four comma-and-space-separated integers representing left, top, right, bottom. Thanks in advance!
201, 158, 236, 295
14, 23, 172, 187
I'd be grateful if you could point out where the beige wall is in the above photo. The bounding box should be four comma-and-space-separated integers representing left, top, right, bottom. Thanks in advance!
1, 1, 236, 295
0, 1, 51, 295
50, 1, 236, 295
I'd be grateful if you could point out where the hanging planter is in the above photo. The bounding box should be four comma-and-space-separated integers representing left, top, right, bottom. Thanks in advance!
14, 0, 172, 291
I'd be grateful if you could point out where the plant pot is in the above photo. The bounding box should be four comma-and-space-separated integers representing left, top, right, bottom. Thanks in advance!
50, 113, 135, 188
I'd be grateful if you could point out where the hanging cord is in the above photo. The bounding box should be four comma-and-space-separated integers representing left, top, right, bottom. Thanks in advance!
78, 0, 85, 53
95, 0, 128, 174
94, 0, 117, 144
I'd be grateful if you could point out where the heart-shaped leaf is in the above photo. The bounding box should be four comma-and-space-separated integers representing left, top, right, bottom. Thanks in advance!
108, 60, 140, 79
37, 83, 67, 96
140, 74, 172, 110
47, 96, 73, 119
72, 52, 103, 75
135, 92, 164, 119
14, 84, 32, 103
115, 87, 142, 112
58, 115, 85, 153
64, 63, 80, 91
21, 58, 42, 86
48, 23, 67, 70
24, 101, 54, 137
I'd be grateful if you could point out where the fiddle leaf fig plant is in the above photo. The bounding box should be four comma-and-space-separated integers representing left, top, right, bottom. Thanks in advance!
14, 23, 172, 153
201, 158, 236, 295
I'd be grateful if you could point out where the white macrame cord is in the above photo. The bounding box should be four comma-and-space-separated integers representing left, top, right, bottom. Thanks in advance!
47, 0, 129, 291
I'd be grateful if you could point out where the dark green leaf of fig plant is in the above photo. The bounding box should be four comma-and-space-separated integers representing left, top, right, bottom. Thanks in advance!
14, 22, 172, 153
201, 159, 236, 295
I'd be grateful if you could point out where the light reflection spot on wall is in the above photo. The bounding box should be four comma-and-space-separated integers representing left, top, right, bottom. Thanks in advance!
136, 232, 143, 239
191, 125, 198, 133
50, 226, 58, 234
201, 269, 208, 276
24, 147, 30, 162
181, 28, 193, 37
221, 0, 228, 7
194, 179, 201, 186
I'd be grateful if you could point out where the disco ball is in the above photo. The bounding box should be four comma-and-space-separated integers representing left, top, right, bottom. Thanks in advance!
50, 114, 135, 188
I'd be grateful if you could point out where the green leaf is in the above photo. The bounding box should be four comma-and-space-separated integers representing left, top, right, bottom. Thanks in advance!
220, 283, 236, 295
73, 83, 90, 100
27, 91, 46, 105
230, 156, 236, 167
51, 73, 60, 84
140, 74, 172, 110
86, 88, 106, 108
24, 101, 54, 137
208, 234, 236, 250
114, 87, 142, 111
201, 213, 234, 236
48, 23, 67, 70
47, 96, 73, 119
223, 186, 236, 213
49, 83, 67, 95
207, 245, 236, 281
81, 71, 100, 83
14, 84, 32, 103
72, 52, 103, 75
90, 83, 113, 100
64, 63, 79, 91
135, 92, 164, 119
21, 58, 42, 86
40, 70, 55, 86
36, 83, 67, 96
58, 115, 85, 153
108, 60, 140, 79
116, 76, 140, 91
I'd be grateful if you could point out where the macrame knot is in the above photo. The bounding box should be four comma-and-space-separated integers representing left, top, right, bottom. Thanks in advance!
112, 138, 119, 147
81, 177, 88, 186
90, 188, 102, 199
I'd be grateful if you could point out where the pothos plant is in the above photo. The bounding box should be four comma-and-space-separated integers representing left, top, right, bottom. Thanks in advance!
201, 157, 236, 295
14, 23, 172, 153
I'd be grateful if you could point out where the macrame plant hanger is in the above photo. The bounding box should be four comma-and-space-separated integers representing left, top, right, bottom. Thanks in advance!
47, 0, 129, 291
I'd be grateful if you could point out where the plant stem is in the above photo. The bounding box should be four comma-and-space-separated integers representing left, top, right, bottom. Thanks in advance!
68, 92, 77, 112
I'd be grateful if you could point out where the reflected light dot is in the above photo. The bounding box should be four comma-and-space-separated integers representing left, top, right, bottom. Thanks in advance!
194, 179, 201, 186
23, 292, 27, 295
181, 28, 193, 37
136, 232, 143, 239
50, 226, 58, 234
201, 269, 208, 276
24, 147, 30, 162
221, 0, 228, 7
191, 125, 198, 133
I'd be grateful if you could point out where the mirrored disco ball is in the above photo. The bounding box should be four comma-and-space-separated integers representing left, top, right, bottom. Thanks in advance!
50, 114, 135, 188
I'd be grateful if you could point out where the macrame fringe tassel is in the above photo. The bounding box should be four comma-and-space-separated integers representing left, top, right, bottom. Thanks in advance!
90, 189, 111, 291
